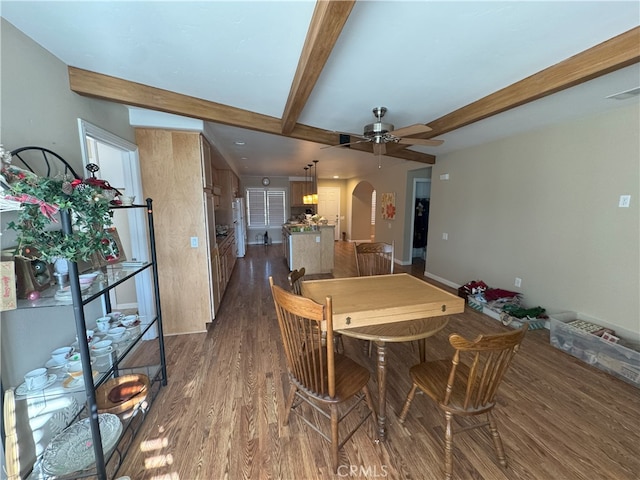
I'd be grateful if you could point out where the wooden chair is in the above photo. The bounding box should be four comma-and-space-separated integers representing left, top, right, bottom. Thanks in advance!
288, 267, 343, 353
354, 241, 394, 276
354, 242, 395, 355
269, 277, 377, 473
398, 324, 528, 480
287, 267, 306, 295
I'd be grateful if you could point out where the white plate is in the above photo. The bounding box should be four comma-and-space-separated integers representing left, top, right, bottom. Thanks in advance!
91, 346, 114, 357
46, 358, 69, 369
42, 414, 123, 476
15, 374, 57, 396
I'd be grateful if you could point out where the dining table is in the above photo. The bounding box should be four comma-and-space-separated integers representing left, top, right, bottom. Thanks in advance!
301, 273, 465, 441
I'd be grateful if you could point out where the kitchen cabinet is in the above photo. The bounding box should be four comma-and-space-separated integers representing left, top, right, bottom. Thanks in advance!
290, 181, 306, 207
282, 225, 335, 274
3, 201, 167, 480
216, 230, 236, 298
216, 169, 240, 225
136, 129, 217, 333
201, 137, 213, 190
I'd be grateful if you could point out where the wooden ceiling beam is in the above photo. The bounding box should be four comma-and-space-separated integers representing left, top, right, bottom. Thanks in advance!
68, 66, 436, 164
280, 0, 355, 135
413, 26, 640, 141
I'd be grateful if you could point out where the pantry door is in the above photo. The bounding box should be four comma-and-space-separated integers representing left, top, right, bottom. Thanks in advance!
318, 187, 341, 241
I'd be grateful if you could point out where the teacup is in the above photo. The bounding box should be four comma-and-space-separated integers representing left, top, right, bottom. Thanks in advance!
96, 316, 111, 332
120, 315, 138, 327
119, 195, 135, 206
24, 368, 48, 390
51, 346, 73, 365
107, 326, 126, 341
67, 360, 84, 378
91, 339, 113, 355
107, 311, 123, 322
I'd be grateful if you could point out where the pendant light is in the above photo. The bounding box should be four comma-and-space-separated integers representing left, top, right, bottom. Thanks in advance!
303, 166, 311, 205
312, 160, 319, 204
304, 163, 313, 204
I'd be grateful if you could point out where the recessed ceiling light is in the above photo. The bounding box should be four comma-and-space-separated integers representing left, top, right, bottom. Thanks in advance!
241, 157, 248, 160
234, 141, 246, 146
333, 175, 340, 179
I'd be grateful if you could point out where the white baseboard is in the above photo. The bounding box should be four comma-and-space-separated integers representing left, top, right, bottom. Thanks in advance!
423, 271, 459, 289
115, 302, 138, 310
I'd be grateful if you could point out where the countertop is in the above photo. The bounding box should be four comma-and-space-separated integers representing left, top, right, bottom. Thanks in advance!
283, 224, 335, 234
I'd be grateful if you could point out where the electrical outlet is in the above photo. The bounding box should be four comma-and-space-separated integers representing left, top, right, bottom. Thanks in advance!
442, 233, 448, 240
515, 277, 522, 288
190, 237, 199, 248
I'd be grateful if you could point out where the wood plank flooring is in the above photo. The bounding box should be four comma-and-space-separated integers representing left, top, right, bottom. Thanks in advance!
119, 242, 640, 480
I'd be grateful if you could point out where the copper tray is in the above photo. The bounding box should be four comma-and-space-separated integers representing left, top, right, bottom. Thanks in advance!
96, 374, 150, 414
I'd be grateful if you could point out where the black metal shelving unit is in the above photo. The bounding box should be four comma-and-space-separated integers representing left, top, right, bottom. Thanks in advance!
54, 198, 167, 480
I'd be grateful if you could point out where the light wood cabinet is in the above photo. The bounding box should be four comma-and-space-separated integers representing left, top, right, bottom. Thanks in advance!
201, 137, 213, 190
291, 181, 306, 206
216, 230, 236, 297
216, 169, 240, 225
283, 225, 335, 274
136, 129, 217, 334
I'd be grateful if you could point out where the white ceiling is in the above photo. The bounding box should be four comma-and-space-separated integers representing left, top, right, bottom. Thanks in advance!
2, 1, 639, 179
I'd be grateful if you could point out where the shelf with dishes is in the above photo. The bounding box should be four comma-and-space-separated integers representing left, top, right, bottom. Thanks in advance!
19, 322, 164, 479
15, 315, 159, 399
26, 361, 163, 479
4, 200, 167, 480
16, 263, 153, 309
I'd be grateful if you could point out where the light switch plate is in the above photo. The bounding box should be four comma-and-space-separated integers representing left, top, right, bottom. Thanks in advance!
619, 195, 631, 208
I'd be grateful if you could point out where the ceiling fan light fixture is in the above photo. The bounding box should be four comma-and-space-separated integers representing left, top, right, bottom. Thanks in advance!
364, 121, 394, 139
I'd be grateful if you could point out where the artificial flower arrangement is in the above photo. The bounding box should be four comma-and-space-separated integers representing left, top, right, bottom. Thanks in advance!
1, 145, 115, 263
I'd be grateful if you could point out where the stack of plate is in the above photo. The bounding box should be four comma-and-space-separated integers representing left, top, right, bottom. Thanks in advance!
41, 413, 122, 476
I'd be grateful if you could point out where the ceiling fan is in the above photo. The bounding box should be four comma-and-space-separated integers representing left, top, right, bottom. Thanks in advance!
327, 107, 444, 155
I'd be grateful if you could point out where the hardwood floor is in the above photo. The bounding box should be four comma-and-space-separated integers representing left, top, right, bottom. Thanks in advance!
119, 242, 640, 480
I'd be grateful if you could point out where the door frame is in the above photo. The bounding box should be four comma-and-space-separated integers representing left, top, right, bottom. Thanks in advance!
409, 178, 431, 263
77, 120, 156, 334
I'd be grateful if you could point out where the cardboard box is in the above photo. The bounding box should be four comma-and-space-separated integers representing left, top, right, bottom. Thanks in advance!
1, 261, 17, 311
550, 312, 640, 388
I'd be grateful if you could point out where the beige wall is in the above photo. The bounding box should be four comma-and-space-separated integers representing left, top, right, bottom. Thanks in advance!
427, 104, 639, 337
0, 19, 134, 169
346, 162, 429, 261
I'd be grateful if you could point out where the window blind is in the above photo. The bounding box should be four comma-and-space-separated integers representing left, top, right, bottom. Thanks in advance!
247, 188, 286, 227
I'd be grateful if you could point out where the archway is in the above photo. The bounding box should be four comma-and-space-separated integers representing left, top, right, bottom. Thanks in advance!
351, 181, 375, 242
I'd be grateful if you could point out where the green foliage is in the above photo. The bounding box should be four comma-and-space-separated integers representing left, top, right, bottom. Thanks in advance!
7, 176, 114, 263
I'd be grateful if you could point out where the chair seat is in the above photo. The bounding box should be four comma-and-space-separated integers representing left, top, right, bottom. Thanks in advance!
409, 360, 492, 414
295, 352, 370, 403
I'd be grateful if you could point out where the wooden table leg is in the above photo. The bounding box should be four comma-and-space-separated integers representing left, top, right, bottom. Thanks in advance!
375, 340, 387, 441
418, 338, 426, 363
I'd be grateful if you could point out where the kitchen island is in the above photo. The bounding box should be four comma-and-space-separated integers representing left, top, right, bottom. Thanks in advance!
282, 224, 335, 274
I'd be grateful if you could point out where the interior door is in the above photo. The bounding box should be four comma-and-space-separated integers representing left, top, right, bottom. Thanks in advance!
317, 187, 341, 241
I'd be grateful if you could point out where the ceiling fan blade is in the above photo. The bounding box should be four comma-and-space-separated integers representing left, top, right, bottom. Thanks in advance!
397, 137, 444, 147
321, 139, 371, 149
389, 124, 432, 137
373, 143, 386, 155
